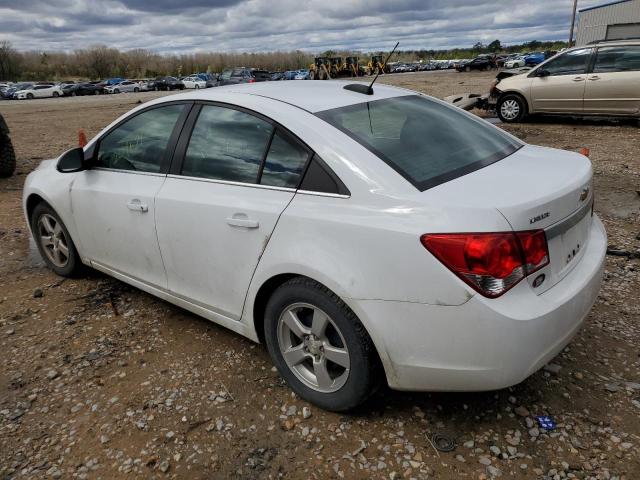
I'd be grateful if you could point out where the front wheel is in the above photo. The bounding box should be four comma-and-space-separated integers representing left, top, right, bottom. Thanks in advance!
264, 277, 381, 411
195, 84, 200, 89
30, 203, 83, 277
497, 93, 527, 123
53, 91, 59, 97
27, 93, 34, 99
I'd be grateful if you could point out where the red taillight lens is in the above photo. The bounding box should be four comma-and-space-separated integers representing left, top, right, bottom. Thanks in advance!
420, 231, 549, 298
249, 79, 256, 83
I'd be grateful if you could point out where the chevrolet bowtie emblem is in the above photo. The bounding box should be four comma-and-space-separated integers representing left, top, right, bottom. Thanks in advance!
580, 188, 589, 202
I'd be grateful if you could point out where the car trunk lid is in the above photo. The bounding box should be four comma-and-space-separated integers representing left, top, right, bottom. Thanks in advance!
423, 144, 593, 293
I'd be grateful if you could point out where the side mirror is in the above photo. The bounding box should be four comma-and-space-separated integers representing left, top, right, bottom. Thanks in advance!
537, 69, 550, 77
56, 147, 86, 173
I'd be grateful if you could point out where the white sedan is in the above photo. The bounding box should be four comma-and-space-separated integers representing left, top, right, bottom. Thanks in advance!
181, 76, 206, 89
15, 84, 63, 99
23, 81, 606, 411
505, 56, 526, 69
104, 80, 140, 94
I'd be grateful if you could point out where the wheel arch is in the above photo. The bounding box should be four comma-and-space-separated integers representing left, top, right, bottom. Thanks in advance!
249, 272, 390, 384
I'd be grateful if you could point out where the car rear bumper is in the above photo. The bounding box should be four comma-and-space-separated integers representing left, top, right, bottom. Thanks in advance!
352, 215, 606, 391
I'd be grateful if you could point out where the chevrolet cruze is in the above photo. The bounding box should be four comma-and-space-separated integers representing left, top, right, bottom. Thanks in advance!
23, 81, 606, 411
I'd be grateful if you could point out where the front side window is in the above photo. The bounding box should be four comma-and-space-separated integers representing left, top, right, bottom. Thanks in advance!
182, 105, 273, 183
260, 130, 310, 188
95, 104, 185, 172
594, 45, 640, 72
316, 95, 521, 191
541, 48, 591, 76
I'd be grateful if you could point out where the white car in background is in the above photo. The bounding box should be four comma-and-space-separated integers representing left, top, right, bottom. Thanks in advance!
505, 56, 527, 69
181, 76, 206, 89
23, 81, 606, 411
15, 84, 63, 100
104, 80, 140, 94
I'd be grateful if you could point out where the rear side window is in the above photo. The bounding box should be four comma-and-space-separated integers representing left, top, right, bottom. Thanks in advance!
259, 131, 310, 188
95, 104, 185, 173
542, 48, 591, 76
316, 95, 521, 191
594, 45, 640, 72
182, 105, 273, 183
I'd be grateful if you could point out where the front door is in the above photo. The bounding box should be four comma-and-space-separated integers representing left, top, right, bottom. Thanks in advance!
584, 45, 640, 115
155, 104, 312, 320
71, 103, 188, 288
530, 48, 592, 113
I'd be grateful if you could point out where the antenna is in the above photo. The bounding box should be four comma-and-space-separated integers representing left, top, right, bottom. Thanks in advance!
369, 41, 399, 92
343, 41, 400, 95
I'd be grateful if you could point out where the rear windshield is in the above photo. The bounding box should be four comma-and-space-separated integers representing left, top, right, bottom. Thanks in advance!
316, 95, 521, 191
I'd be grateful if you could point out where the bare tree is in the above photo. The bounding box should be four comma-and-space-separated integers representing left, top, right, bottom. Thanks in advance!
0, 41, 21, 81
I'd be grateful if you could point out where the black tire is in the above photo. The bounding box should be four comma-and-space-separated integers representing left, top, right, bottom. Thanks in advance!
30, 203, 83, 277
497, 93, 527, 123
0, 136, 16, 177
309, 70, 316, 80
27, 93, 34, 99
53, 91, 59, 97
134, 87, 139, 92
113, 89, 119, 94
264, 277, 381, 411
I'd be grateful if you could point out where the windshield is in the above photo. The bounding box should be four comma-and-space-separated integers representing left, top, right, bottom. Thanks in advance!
316, 95, 522, 191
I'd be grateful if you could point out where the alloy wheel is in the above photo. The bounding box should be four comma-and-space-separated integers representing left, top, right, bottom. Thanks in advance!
277, 303, 350, 393
500, 99, 520, 120
37, 214, 69, 268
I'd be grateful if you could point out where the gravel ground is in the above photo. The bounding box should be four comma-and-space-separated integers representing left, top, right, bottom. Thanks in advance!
0, 70, 639, 480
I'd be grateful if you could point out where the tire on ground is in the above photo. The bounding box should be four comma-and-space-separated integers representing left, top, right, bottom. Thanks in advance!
264, 276, 382, 411
0, 136, 16, 177
497, 93, 528, 123
30, 202, 84, 277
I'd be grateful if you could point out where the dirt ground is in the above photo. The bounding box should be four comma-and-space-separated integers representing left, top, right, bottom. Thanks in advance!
1, 70, 639, 480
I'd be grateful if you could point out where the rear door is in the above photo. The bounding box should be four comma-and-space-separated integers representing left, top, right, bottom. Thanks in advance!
584, 45, 640, 115
530, 48, 592, 113
155, 103, 312, 320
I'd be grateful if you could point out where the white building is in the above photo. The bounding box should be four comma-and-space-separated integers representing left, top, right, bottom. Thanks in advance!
576, 0, 640, 45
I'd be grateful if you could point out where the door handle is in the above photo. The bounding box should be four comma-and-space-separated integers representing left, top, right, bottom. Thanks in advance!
588, 76, 600, 81
127, 199, 148, 212
572, 77, 584, 82
226, 214, 259, 229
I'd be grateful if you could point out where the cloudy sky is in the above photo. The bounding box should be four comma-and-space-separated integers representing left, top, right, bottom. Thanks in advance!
0, 0, 605, 53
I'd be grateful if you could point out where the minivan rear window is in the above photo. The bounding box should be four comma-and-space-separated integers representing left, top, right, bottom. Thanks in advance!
316, 95, 522, 191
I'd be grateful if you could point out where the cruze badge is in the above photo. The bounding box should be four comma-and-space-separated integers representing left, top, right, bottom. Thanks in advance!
529, 212, 550, 225
579, 188, 589, 202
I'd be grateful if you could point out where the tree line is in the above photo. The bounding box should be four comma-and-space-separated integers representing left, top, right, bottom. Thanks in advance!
0, 39, 568, 81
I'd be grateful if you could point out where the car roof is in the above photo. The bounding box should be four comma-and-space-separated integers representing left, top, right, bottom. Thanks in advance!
169, 80, 413, 113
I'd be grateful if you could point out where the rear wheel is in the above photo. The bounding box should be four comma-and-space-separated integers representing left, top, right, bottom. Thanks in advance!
264, 277, 381, 411
0, 136, 16, 177
134, 87, 139, 92
113, 89, 119, 94
309, 70, 316, 80
30, 203, 83, 277
195, 84, 200, 89
497, 93, 527, 123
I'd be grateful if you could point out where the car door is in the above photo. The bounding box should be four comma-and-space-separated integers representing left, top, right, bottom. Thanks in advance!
155, 103, 312, 320
584, 45, 640, 115
33, 86, 49, 98
70, 102, 191, 288
530, 48, 592, 113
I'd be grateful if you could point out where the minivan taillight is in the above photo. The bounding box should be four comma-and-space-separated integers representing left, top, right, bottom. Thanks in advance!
420, 231, 549, 298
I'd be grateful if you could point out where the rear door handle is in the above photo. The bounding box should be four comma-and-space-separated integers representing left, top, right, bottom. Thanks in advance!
572, 77, 585, 82
127, 199, 148, 212
588, 76, 600, 81
226, 214, 259, 229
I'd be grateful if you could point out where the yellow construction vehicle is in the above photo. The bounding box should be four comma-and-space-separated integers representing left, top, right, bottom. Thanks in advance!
345, 56, 364, 77
366, 55, 390, 75
308, 57, 332, 80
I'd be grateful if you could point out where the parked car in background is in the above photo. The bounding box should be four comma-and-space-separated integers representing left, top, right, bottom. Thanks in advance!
456, 56, 493, 72
294, 69, 310, 80
15, 84, 63, 100
270, 72, 285, 81
1, 82, 34, 100
62, 82, 105, 96
494, 40, 640, 123
505, 56, 527, 69
216, 68, 271, 86
25, 81, 606, 411
0, 111, 16, 177
181, 76, 206, 89
98, 78, 125, 88
149, 77, 184, 91
105, 80, 141, 94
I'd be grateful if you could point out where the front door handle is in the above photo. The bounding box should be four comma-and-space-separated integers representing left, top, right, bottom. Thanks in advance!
127, 199, 148, 212
572, 77, 585, 82
226, 214, 259, 229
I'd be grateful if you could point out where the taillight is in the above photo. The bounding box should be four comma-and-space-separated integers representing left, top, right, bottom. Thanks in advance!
249, 79, 256, 83
420, 231, 549, 298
